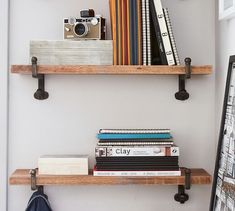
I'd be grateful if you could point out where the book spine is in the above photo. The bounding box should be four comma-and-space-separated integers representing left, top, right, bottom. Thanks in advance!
146, 0, 151, 65
149, 0, 167, 65
97, 142, 174, 146
117, 0, 122, 64
99, 129, 171, 134
124, 0, 129, 64
109, 0, 116, 65
122, 0, 126, 64
142, 0, 147, 65
137, 0, 142, 64
95, 146, 179, 157
163, 8, 180, 65
93, 169, 181, 176
133, 0, 137, 65
153, 0, 175, 65
97, 133, 172, 140
115, 0, 119, 64
127, 0, 131, 64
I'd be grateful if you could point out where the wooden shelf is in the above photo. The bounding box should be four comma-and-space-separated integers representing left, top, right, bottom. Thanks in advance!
10, 168, 211, 186
11, 65, 212, 75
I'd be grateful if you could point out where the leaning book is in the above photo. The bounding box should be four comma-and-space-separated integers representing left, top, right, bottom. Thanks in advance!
38, 155, 89, 175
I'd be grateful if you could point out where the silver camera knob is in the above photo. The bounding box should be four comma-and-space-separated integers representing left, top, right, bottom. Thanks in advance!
68, 17, 76, 25
91, 18, 98, 25
74, 22, 89, 37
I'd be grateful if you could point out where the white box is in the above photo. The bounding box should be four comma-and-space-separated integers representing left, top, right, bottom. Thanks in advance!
30, 40, 113, 65
38, 155, 89, 175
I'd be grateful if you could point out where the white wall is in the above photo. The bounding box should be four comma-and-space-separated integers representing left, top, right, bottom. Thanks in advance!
0, 0, 9, 210
215, 0, 235, 135
8, 0, 215, 211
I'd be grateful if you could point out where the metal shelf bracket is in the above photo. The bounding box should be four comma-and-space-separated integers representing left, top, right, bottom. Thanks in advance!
30, 168, 44, 193
31, 57, 49, 100
174, 168, 191, 203
175, 58, 192, 101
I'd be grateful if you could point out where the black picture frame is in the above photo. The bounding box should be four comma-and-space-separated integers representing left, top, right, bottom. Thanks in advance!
210, 55, 235, 211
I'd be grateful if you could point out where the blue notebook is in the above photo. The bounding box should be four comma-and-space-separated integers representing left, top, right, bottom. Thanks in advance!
97, 133, 172, 140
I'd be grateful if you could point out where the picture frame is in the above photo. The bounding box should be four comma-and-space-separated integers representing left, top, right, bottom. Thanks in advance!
219, 0, 235, 20
210, 55, 235, 211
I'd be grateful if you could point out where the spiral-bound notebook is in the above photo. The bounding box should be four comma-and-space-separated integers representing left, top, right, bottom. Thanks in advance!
142, 0, 147, 65
146, 0, 151, 65
99, 128, 171, 134
152, 0, 175, 65
163, 8, 180, 65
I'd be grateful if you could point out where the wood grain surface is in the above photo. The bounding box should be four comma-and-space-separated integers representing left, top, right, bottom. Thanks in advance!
9, 168, 211, 186
11, 65, 212, 75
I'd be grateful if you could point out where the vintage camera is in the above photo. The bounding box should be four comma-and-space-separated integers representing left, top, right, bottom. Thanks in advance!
64, 9, 106, 40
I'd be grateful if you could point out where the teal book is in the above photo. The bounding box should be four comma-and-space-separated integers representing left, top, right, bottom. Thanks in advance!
97, 133, 172, 140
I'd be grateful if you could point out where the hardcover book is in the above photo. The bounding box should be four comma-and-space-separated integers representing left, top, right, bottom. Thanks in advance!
96, 156, 178, 162
95, 146, 179, 157
93, 166, 181, 176
149, 0, 167, 64
95, 165, 180, 171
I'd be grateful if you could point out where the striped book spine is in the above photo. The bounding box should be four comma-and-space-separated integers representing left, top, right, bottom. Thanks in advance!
142, 0, 147, 65
137, 0, 142, 64
146, 0, 151, 65
109, 0, 142, 65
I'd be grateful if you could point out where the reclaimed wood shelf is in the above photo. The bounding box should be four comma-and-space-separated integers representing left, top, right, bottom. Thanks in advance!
10, 168, 211, 186
11, 65, 212, 75
11, 63, 212, 101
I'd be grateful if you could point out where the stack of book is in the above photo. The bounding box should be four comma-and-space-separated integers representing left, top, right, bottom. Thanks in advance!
38, 155, 89, 175
109, 0, 180, 66
93, 129, 181, 176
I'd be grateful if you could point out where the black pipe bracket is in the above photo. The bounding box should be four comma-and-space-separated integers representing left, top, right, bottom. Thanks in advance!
31, 57, 49, 100
174, 168, 191, 204
175, 58, 192, 101
29, 168, 44, 193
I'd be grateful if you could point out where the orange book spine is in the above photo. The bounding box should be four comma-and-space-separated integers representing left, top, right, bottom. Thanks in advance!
137, 0, 142, 65
118, 0, 122, 64
109, 0, 117, 65
122, 0, 125, 64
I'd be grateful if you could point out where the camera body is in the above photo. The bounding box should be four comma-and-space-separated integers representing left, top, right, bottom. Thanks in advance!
64, 9, 106, 40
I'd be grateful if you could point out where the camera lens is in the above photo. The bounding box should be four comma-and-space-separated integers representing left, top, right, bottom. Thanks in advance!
74, 23, 88, 37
